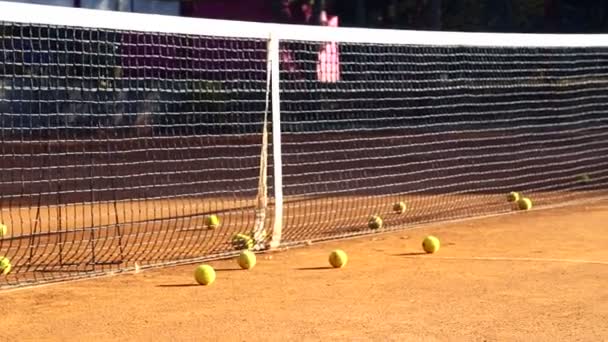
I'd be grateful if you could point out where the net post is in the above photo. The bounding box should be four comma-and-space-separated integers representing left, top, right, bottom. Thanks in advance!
268, 32, 284, 250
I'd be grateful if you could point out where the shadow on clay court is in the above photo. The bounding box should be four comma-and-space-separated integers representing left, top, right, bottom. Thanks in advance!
157, 284, 200, 288
156, 268, 244, 287
391, 252, 428, 256
295, 266, 335, 271
214, 268, 245, 272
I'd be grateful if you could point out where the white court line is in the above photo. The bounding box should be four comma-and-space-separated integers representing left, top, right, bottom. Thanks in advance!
402, 255, 608, 265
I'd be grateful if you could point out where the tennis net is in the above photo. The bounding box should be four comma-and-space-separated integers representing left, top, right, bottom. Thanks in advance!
1, 1, 608, 289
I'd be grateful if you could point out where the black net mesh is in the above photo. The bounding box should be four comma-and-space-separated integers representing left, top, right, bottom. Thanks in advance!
0, 22, 270, 288
279, 40, 608, 244
2, 17, 608, 289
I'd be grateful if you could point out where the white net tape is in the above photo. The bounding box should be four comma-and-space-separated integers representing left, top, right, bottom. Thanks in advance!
0, 1, 607, 288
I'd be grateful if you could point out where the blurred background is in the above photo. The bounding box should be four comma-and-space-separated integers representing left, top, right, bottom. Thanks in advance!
4, 0, 608, 33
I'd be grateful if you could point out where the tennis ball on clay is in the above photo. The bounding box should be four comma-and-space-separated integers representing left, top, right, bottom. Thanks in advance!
194, 264, 216, 286
506, 191, 521, 203
232, 233, 254, 251
205, 215, 220, 229
237, 250, 256, 270
517, 197, 533, 210
368, 215, 383, 229
422, 236, 440, 254
0, 224, 7, 238
0, 257, 12, 276
393, 202, 407, 214
328, 249, 348, 268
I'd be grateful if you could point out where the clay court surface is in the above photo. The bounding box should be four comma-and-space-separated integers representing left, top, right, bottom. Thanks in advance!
1, 202, 607, 341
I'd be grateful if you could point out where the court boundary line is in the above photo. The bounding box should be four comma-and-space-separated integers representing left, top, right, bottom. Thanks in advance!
400, 255, 608, 265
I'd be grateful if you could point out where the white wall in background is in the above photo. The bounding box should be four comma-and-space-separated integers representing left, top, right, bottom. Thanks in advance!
5, 0, 180, 15
132, 0, 180, 15
3, 0, 74, 6
80, 0, 121, 11
81, 0, 180, 15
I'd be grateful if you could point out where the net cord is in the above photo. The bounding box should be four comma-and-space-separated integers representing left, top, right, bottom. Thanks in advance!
1, 0, 608, 47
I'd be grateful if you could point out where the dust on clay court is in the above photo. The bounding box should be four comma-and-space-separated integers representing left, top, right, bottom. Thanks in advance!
1, 202, 607, 341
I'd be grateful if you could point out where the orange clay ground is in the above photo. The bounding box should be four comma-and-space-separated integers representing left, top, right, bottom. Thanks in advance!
1, 202, 607, 341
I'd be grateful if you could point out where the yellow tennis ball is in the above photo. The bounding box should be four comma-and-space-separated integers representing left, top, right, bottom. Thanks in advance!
231, 233, 254, 251
422, 235, 440, 254
393, 202, 406, 214
517, 197, 533, 210
368, 215, 383, 229
0, 224, 7, 238
328, 249, 348, 268
194, 264, 216, 285
0, 257, 12, 276
507, 191, 520, 203
237, 250, 256, 270
205, 215, 220, 229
